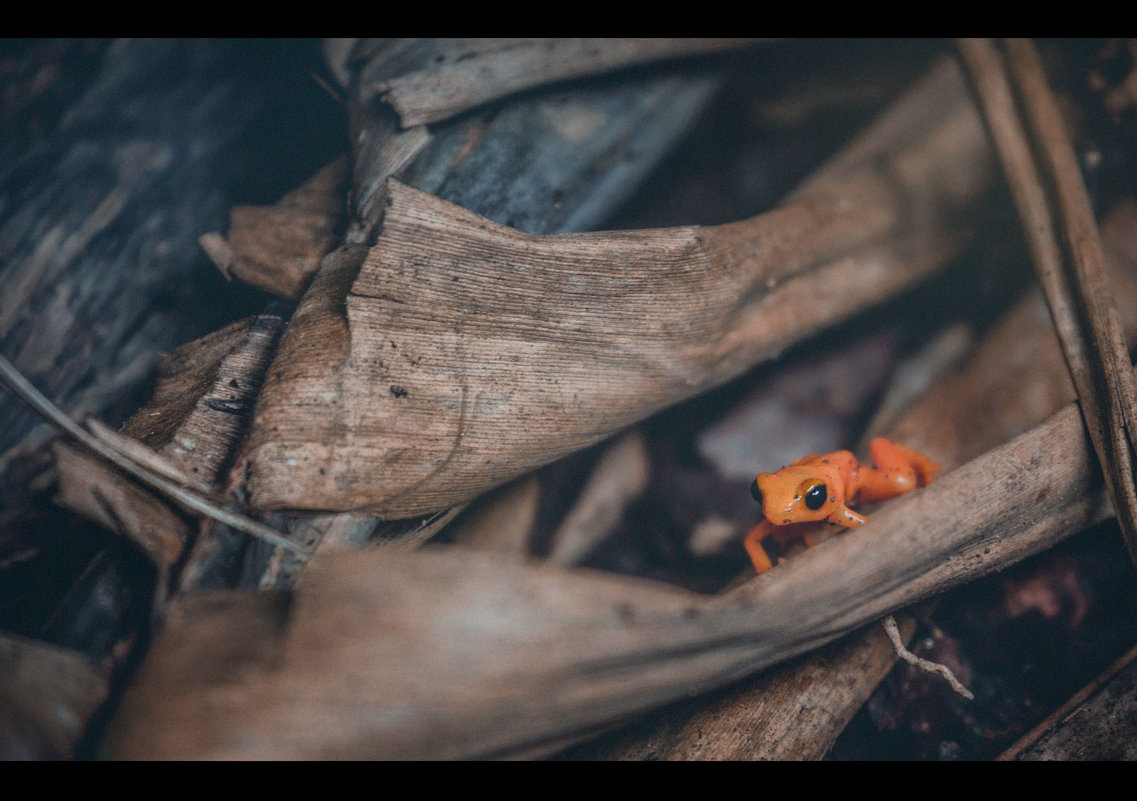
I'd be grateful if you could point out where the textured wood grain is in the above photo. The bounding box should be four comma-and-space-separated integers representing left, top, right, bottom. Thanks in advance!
0, 40, 286, 524
174, 56, 730, 589
52, 315, 286, 576
347, 47, 725, 243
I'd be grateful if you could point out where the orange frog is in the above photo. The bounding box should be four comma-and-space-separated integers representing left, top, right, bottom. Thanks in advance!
744, 437, 940, 573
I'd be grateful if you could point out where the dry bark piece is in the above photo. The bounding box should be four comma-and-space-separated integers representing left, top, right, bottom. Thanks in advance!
106, 390, 1113, 759
228, 56, 732, 590
87, 418, 212, 495
237, 58, 992, 518
447, 476, 540, 554
51, 315, 288, 574
355, 38, 762, 128
196, 54, 723, 584
200, 158, 349, 300
119, 315, 285, 479
211, 40, 735, 590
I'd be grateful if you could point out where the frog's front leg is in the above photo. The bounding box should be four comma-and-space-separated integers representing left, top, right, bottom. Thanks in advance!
743, 520, 777, 573
827, 504, 867, 527
745, 519, 833, 573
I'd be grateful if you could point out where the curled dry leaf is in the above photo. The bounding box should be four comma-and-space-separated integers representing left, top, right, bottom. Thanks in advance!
235, 59, 993, 519
105, 389, 1113, 759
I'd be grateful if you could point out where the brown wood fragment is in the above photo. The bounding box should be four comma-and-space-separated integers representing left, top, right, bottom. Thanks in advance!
52, 444, 191, 573
86, 418, 212, 495
216, 39, 737, 588
546, 429, 650, 566
344, 100, 431, 244
123, 315, 286, 482
343, 39, 728, 243
0, 633, 109, 759
447, 476, 540, 555
105, 390, 1113, 759
956, 37, 1137, 569
201, 158, 349, 299
178, 245, 475, 593
237, 58, 992, 518
358, 39, 762, 129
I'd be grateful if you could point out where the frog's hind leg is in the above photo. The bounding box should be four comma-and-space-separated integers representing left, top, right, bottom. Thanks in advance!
857, 437, 941, 503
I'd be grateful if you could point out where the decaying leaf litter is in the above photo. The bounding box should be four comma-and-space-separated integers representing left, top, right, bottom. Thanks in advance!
2, 38, 1137, 760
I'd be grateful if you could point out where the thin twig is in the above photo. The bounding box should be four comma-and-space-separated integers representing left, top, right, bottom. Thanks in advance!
882, 615, 974, 700
0, 353, 307, 555
955, 37, 1137, 571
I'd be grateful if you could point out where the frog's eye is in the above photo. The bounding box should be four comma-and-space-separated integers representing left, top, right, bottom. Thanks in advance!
804, 483, 827, 511
750, 479, 763, 506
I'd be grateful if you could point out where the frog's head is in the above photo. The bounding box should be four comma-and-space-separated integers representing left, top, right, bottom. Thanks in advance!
750, 466, 840, 525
